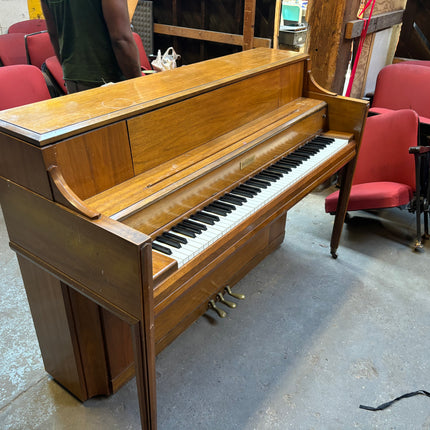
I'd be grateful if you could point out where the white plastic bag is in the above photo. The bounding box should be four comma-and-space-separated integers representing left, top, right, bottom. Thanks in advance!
151, 47, 180, 72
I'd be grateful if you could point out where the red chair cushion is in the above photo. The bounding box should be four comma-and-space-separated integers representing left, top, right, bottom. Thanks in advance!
325, 182, 413, 213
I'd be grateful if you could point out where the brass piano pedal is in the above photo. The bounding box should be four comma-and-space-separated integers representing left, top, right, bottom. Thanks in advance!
209, 299, 227, 318
217, 293, 237, 308
225, 285, 245, 300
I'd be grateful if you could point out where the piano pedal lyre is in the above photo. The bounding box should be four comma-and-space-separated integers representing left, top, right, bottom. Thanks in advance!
217, 292, 237, 308
208, 299, 227, 318
225, 285, 245, 300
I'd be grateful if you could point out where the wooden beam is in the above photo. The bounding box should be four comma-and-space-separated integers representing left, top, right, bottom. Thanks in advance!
153, 23, 271, 48
242, 0, 257, 50
307, 0, 361, 93
345, 9, 405, 39
273, 0, 282, 49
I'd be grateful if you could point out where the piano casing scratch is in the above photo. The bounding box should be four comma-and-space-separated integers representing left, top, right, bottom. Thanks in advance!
0, 48, 368, 429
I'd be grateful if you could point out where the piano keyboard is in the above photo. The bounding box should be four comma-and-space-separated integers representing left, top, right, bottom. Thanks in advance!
152, 136, 349, 267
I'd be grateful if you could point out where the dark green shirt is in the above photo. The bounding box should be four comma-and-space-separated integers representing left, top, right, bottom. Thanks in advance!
44, 0, 124, 84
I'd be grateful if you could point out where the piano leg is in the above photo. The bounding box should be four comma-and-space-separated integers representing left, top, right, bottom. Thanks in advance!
329, 160, 356, 258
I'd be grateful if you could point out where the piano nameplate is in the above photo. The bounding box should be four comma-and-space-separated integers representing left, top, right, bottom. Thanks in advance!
240, 155, 256, 170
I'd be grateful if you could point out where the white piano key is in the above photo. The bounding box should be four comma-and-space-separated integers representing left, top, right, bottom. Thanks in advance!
154, 137, 349, 267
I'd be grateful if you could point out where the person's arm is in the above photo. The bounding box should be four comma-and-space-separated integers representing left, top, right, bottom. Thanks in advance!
40, 0, 61, 61
101, 0, 142, 79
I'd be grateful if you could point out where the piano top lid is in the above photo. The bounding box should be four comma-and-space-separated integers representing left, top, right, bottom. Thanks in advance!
0, 48, 308, 147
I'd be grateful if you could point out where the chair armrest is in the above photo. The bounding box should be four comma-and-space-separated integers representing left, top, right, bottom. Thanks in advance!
409, 146, 430, 154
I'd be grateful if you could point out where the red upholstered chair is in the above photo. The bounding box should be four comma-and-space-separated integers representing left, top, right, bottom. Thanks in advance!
8, 19, 47, 34
132, 32, 152, 71
0, 64, 51, 110
369, 63, 430, 145
44, 56, 67, 95
0, 33, 27, 66
325, 109, 430, 250
25, 31, 56, 69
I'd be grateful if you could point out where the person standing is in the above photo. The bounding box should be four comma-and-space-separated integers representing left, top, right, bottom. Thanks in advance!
41, 0, 142, 93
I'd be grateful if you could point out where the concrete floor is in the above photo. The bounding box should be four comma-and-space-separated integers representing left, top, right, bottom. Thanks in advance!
1, 187, 430, 430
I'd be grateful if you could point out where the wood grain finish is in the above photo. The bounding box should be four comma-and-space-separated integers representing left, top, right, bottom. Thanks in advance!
0, 49, 307, 145
129, 69, 284, 174
43, 122, 135, 200
0, 49, 368, 430
0, 133, 52, 198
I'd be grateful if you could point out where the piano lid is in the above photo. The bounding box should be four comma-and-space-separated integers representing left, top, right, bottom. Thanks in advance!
0, 48, 308, 146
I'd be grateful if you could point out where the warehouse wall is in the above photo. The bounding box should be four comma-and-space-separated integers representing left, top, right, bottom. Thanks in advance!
0, 0, 30, 34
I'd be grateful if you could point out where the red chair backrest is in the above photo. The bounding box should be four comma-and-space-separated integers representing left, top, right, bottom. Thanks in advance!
25, 31, 56, 69
0, 33, 27, 66
0, 65, 51, 110
372, 63, 430, 120
8, 19, 47, 34
353, 109, 419, 189
132, 32, 152, 71
45, 56, 67, 94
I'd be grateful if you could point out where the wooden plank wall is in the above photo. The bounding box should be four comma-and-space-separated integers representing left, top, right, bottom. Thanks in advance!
349, 0, 408, 98
395, 0, 430, 60
306, 0, 407, 97
152, 0, 274, 64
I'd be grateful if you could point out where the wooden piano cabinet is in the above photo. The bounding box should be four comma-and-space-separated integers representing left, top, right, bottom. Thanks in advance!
0, 48, 369, 429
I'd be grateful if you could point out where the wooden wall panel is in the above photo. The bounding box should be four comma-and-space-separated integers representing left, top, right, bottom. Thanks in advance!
349, 0, 407, 98
306, 0, 361, 94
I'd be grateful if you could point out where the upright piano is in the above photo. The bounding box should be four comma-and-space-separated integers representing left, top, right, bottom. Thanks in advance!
0, 48, 368, 429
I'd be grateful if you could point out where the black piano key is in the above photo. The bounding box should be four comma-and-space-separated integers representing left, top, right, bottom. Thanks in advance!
267, 165, 289, 174
276, 160, 297, 169
286, 154, 305, 163
255, 173, 278, 182
282, 157, 301, 166
231, 188, 255, 198
296, 147, 318, 155
155, 236, 181, 248
312, 137, 333, 145
163, 231, 187, 244
181, 219, 207, 231
220, 194, 246, 205
274, 162, 292, 172
191, 212, 217, 225
304, 143, 324, 151
152, 242, 172, 255
211, 201, 235, 212
292, 150, 311, 159
197, 210, 219, 221
241, 183, 262, 194
246, 178, 270, 188
265, 167, 284, 177
204, 204, 228, 216
172, 225, 196, 238
257, 171, 280, 181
